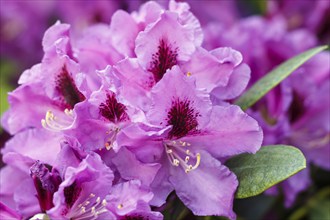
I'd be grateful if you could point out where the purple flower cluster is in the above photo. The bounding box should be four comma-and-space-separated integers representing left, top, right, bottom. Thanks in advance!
0, 0, 129, 72
203, 3, 330, 207
0, 1, 263, 219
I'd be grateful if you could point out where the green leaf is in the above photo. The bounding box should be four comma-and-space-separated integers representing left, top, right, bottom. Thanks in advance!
235, 45, 328, 111
226, 145, 306, 199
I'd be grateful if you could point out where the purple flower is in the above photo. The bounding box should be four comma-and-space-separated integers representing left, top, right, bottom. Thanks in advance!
204, 14, 330, 206
0, 128, 63, 218
0, 0, 55, 68
57, 0, 120, 30
48, 153, 114, 219
120, 68, 262, 218
2, 22, 88, 135
135, 11, 201, 82
267, 0, 330, 42
1, 1, 266, 218
60, 66, 147, 153
112, 3, 250, 108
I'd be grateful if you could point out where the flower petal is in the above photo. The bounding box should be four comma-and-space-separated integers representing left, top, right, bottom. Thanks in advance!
182, 105, 263, 158
112, 147, 161, 187
169, 151, 237, 218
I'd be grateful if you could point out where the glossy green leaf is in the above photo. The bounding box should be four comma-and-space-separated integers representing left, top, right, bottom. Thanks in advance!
226, 145, 306, 199
235, 45, 328, 111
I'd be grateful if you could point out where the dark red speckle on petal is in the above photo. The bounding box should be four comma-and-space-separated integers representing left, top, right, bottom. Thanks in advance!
166, 98, 200, 139
148, 39, 178, 82
64, 181, 81, 208
99, 93, 129, 123
55, 66, 86, 109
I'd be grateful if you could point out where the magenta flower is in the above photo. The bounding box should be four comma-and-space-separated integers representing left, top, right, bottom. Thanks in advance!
119, 68, 262, 218
0, 128, 63, 218
2, 22, 87, 135
204, 14, 330, 206
1, 1, 267, 219
267, 0, 330, 42
48, 153, 114, 219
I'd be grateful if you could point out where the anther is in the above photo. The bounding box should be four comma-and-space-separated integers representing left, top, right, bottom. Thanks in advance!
41, 110, 74, 132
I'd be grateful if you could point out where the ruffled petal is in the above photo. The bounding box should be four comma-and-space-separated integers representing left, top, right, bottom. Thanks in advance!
112, 147, 161, 186
169, 151, 237, 219
147, 66, 212, 129
182, 105, 263, 158
135, 11, 197, 69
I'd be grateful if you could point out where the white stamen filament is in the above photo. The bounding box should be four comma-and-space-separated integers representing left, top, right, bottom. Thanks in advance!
164, 141, 201, 173
68, 193, 108, 220
41, 109, 74, 132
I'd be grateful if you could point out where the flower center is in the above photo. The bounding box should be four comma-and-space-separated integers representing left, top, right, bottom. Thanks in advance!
64, 181, 82, 209
148, 39, 178, 82
30, 161, 62, 212
99, 93, 129, 124
166, 98, 200, 139
67, 193, 108, 220
164, 140, 201, 173
55, 66, 85, 110
41, 109, 74, 132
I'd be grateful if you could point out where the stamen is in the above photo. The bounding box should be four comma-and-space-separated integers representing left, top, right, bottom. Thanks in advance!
103, 127, 120, 150
164, 141, 201, 173
41, 109, 74, 132
187, 72, 192, 77
68, 193, 107, 220
118, 204, 123, 209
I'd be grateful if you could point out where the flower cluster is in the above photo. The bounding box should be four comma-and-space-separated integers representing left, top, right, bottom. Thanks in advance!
0, 1, 263, 219
203, 2, 330, 207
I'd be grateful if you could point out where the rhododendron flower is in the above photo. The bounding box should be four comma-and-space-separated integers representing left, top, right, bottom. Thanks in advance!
48, 153, 115, 219
119, 68, 262, 218
204, 14, 330, 207
267, 0, 330, 42
1, 1, 268, 219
